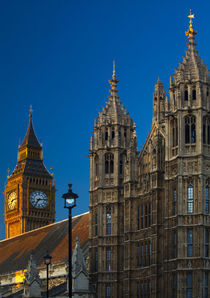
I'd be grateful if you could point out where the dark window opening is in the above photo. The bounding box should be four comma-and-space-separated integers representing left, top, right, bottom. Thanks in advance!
105, 129, 108, 141
106, 248, 111, 271
105, 153, 114, 174
187, 229, 193, 257
106, 207, 111, 235
185, 89, 188, 101
192, 89, 196, 100
112, 128, 115, 139
185, 116, 196, 144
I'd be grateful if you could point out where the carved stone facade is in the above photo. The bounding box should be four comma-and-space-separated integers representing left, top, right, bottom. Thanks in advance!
89, 21, 210, 297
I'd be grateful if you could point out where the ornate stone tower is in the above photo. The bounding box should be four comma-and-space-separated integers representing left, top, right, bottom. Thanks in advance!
89, 12, 209, 298
4, 110, 55, 239
164, 13, 210, 297
89, 64, 138, 297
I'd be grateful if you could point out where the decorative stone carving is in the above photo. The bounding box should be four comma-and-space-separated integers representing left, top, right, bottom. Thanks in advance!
23, 254, 42, 297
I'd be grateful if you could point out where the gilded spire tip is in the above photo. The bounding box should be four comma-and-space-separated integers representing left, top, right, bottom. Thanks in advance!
112, 60, 116, 79
185, 9, 197, 41
29, 105, 33, 118
188, 9, 195, 26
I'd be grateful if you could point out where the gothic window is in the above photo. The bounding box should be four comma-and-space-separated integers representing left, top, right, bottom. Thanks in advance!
105, 128, 108, 141
137, 281, 140, 298
205, 229, 209, 257
145, 205, 148, 228
106, 284, 111, 298
111, 127, 115, 139
172, 118, 178, 147
203, 117, 210, 145
106, 247, 111, 271
119, 158, 123, 175
204, 272, 208, 298
119, 130, 121, 145
207, 88, 209, 97
105, 153, 114, 174
148, 241, 151, 265
173, 231, 177, 258
185, 116, 196, 144
95, 212, 98, 236
187, 185, 194, 213
141, 206, 144, 229
148, 203, 151, 226
124, 128, 127, 138
141, 245, 144, 267
186, 272, 192, 298
144, 280, 148, 297
173, 189, 177, 215
106, 207, 111, 235
137, 206, 140, 230
205, 185, 209, 214
187, 229, 193, 257
95, 155, 99, 177
137, 243, 141, 267
172, 273, 177, 298
192, 89, 196, 100
95, 248, 98, 272
140, 281, 143, 298
185, 89, 188, 101
145, 243, 147, 266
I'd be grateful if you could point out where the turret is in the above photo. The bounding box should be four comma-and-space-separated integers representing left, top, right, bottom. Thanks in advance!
153, 77, 165, 124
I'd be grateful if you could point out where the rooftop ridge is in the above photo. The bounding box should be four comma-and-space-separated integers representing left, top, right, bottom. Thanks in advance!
0, 211, 89, 244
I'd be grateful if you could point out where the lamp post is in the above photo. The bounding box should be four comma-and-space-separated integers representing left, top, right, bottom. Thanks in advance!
62, 184, 78, 298
44, 251, 52, 298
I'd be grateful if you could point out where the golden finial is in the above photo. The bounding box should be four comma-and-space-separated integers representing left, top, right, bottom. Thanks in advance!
185, 10, 195, 38
188, 9, 195, 26
29, 105, 33, 118
7, 168, 10, 177
112, 60, 116, 79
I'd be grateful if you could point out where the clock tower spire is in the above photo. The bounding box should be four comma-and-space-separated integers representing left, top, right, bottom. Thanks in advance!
4, 110, 55, 239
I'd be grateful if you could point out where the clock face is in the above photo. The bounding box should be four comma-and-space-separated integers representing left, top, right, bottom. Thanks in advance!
8, 191, 17, 210
30, 191, 48, 209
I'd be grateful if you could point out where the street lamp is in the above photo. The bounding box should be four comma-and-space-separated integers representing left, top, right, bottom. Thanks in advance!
62, 184, 78, 298
44, 251, 52, 298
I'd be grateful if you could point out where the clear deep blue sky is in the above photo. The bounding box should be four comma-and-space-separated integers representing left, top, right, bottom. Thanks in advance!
0, 1, 210, 240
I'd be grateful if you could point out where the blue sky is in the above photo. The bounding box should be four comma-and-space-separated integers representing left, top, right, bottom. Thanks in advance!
0, 0, 209, 240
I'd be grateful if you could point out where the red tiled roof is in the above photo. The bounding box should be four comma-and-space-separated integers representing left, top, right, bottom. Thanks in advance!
0, 212, 89, 275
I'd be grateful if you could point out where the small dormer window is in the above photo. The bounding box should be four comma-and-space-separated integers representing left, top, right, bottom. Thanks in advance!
192, 89, 196, 100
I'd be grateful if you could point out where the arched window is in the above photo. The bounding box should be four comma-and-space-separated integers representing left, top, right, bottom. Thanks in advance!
105, 128, 108, 141
106, 207, 111, 235
185, 116, 196, 144
111, 127, 115, 139
95, 155, 99, 177
105, 153, 114, 174
207, 88, 209, 97
173, 189, 177, 215
192, 89, 196, 100
185, 89, 188, 101
205, 185, 209, 214
119, 159, 123, 174
187, 184, 194, 213
171, 118, 178, 147
203, 117, 210, 145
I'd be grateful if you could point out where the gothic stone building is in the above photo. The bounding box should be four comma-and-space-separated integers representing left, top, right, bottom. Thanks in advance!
89, 20, 210, 297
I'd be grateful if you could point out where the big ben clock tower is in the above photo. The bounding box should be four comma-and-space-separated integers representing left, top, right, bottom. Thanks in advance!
4, 109, 55, 239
